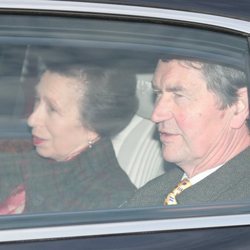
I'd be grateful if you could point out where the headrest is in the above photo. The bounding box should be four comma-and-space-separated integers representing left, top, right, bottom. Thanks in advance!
136, 74, 155, 119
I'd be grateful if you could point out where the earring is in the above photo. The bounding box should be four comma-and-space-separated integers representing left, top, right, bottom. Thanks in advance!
88, 139, 93, 148
88, 136, 100, 149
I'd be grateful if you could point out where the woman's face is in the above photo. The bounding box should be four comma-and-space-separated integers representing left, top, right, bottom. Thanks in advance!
27, 71, 95, 161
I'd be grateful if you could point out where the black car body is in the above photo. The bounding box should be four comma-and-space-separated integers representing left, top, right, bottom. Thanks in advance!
0, 0, 249, 249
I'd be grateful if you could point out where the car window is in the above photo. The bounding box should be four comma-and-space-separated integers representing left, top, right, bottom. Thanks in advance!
0, 11, 248, 226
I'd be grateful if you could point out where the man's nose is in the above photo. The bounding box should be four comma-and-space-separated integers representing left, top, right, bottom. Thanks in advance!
151, 97, 173, 123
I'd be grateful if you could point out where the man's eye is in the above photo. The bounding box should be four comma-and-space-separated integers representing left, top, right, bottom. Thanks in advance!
153, 89, 162, 96
174, 92, 184, 98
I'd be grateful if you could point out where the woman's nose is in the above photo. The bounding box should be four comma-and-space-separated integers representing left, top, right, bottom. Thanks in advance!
27, 111, 36, 127
27, 106, 42, 127
151, 97, 173, 123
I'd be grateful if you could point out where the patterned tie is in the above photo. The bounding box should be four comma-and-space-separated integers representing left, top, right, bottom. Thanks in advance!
164, 178, 192, 205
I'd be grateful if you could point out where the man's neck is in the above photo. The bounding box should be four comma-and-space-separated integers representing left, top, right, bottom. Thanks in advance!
181, 126, 250, 178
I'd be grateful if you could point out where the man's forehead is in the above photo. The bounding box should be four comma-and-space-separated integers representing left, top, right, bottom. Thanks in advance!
153, 59, 204, 89
153, 62, 182, 87
154, 60, 179, 82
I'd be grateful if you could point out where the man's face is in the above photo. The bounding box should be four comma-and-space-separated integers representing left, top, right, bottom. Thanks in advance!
152, 60, 235, 170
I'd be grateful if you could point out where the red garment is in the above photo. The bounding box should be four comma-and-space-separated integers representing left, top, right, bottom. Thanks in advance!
0, 184, 26, 215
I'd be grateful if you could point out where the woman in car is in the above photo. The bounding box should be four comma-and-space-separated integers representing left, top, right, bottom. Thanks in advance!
0, 63, 138, 214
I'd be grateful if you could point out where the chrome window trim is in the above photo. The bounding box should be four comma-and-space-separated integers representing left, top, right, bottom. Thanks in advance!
0, 213, 250, 242
0, 0, 249, 244
0, 0, 250, 33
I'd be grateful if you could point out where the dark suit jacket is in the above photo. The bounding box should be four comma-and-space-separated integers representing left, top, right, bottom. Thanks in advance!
126, 147, 250, 207
0, 138, 136, 213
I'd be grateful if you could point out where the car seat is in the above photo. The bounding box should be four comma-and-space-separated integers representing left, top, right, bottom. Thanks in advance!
112, 74, 164, 188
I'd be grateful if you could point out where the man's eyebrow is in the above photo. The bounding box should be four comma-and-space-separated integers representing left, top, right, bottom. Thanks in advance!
152, 82, 186, 92
151, 82, 162, 93
151, 81, 158, 90
165, 85, 186, 92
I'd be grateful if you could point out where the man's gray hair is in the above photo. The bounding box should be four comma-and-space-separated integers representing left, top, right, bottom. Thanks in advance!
179, 60, 249, 129
200, 63, 247, 108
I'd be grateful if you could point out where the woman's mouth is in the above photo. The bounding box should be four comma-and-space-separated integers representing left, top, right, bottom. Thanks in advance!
32, 136, 46, 146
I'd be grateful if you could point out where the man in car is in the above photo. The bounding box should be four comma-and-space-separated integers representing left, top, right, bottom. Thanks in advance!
127, 58, 250, 207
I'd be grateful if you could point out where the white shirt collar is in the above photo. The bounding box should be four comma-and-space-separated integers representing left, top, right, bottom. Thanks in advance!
182, 164, 223, 185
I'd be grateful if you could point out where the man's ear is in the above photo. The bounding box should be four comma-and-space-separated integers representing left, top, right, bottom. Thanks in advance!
230, 87, 249, 129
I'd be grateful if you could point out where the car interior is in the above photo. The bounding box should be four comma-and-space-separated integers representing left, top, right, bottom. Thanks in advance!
0, 14, 248, 193
0, 43, 165, 189
0, 5, 249, 247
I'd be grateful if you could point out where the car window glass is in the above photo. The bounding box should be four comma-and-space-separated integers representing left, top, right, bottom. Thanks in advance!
0, 14, 248, 220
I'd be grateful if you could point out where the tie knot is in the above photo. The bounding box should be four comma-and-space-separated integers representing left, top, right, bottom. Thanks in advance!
164, 178, 192, 205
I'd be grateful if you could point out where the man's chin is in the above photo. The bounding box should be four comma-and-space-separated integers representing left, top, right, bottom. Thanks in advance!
162, 147, 181, 163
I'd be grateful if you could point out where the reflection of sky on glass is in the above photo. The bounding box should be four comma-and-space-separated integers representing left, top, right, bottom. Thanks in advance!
0, 14, 247, 121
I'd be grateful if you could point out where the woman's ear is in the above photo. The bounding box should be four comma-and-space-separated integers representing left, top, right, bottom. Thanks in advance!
230, 87, 249, 129
87, 130, 100, 142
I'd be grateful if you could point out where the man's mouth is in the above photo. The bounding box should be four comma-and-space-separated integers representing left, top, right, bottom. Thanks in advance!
159, 132, 179, 142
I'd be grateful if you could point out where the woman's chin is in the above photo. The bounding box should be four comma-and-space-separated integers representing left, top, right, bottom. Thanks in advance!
35, 147, 53, 160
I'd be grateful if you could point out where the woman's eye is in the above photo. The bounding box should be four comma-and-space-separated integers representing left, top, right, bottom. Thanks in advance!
47, 104, 57, 113
34, 96, 40, 102
33, 97, 40, 107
